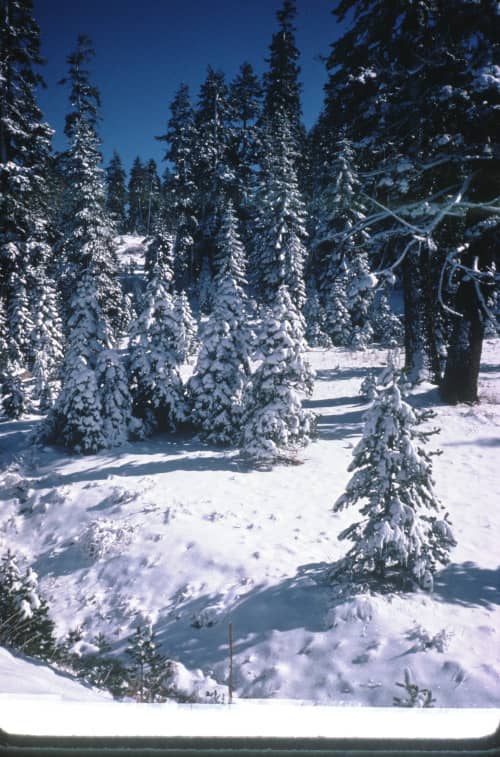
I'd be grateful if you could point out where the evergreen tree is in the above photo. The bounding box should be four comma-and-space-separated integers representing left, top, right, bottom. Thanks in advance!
322, 0, 499, 391
58, 36, 124, 336
7, 270, 34, 366
0, 0, 53, 373
213, 199, 246, 285
261, 0, 304, 154
128, 262, 185, 435
311, 138, 374, 347
252, 116, 308, 309
229, 62, 262, 240
105, 151, 128, 234
0, 550, 56, 660
242, 285, 315, 464
125, 624, 173, 703
194, 67, 235, 279
1, 362, 26, 419
96, 349, 136, 448
30, 270, 65, 409
0, 299, 9, 373
187, 247, 252, 445
46, 269, 112, 453
143, 159, 162, 236
173, 290, 198, 363
158, 84, 198, 289
303, 284, 332, 348
370, 290, 403, 348
332, 366, 456, 591
144, 221, 175, 284
127, 156, 146, 234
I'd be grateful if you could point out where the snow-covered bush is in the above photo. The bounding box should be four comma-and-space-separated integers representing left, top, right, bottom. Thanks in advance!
79, 519, 134, 560
242, 285, 316, 465
0, 550, 56, 659
1, 363, 26, 419
331, 366, 456, 590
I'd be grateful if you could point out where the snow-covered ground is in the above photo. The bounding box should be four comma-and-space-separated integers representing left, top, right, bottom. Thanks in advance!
1, 335, 499, 718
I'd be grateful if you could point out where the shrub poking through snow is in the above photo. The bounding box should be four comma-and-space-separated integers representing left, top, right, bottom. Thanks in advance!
242, 285, 316, 465
393, 668, 435, 707
331, 364, 456, 590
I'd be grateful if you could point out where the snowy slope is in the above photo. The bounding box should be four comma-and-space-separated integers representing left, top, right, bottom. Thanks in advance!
0, 647, 111, 701
0, 337, 499, 709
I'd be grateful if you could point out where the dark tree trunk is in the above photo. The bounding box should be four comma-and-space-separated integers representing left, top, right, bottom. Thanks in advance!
440, 279, 484, 404
420, 242, 445, 385
440, 214, 498, 404
402, 248, 426, 381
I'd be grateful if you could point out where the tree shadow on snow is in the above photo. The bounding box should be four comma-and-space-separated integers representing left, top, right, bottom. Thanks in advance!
314, 409, 365, 441
479, 363, 500, 374
315, 367, 370, 382
44, 451, 244, 486
304, 395, 362, 410
154, 563, 331, 670
433, 562, 500, 608
443, 437, 500, 448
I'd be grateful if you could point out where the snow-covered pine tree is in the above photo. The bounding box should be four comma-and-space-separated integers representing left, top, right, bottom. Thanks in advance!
127, 156, 146, 235
331, 365, 456, 591
30, 271, 65, 409
0, 299, 8, 373
157, 84, 198, 290
96, 349, 136, 448
197, 256, 213, 314
252, 116, 308, 310
303, 283, 332, 348
0, 0, 54, 376
370, 290, 403, 348
260, 0, 305, 159
46, 268, 130, 453
191, 67, 236, 292
229, 61, 262, 242
213, 199, 246, 286
324, 266, 352, 347
58, 36, 124, 336
144, 221, 175, 285
128, 260, 185, 435
1, 361, 26, 419
142, 159, 162, 237
242, 285, 315, 465
105, 151, 128, 234
0, 550, 56, 660
312, 138, 375, 348
173, 290, 198, 363
125, 624, 173, 703
7, 270, 34, 367
186, 243, 253, 446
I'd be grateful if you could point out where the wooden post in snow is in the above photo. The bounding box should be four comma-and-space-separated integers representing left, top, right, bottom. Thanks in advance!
228, 622, 233, 705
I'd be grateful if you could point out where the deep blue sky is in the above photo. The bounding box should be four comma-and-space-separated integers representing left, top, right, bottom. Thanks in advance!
33, 0, 341, 174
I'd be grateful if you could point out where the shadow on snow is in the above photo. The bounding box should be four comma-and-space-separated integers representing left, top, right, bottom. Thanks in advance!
433, 561, 500, 608
154, 563, 331, 670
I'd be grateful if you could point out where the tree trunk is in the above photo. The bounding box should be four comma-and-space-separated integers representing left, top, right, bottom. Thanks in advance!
402, 248, 426, 382
440, 279, 484, 404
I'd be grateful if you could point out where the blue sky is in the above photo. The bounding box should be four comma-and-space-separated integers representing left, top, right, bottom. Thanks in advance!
33, 0, 341, 173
